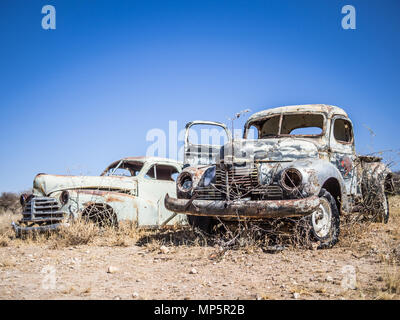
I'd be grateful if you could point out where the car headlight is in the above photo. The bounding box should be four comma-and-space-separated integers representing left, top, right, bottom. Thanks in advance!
280, 168, 302, 191
202, 166, 216, 187
178, 173, 193, 192
60, 190, 70, 205
20, 194, 30, 207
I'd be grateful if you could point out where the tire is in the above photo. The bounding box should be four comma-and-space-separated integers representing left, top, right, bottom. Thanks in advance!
187, 215, 216, 234
360, 169, 390, 224
298, 188, 340, 248
361, 182, 390, 224
374, 192, 389, 224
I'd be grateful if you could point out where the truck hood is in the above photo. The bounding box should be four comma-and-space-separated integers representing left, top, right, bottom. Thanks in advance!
33, 174, 137, 196
220, 138, 319, 163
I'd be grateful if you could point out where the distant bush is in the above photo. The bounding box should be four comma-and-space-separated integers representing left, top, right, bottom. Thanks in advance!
0, 192, 21, 214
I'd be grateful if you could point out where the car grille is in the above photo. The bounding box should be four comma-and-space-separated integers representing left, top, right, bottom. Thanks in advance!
22, 197, 65, 223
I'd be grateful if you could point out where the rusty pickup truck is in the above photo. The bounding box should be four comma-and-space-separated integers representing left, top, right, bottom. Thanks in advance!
13, 157, 187, 234
165, 104, 393, 247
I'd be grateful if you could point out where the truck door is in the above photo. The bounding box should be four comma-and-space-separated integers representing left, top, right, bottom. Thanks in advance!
329, 116, 358, 195
184, 121, 231, 166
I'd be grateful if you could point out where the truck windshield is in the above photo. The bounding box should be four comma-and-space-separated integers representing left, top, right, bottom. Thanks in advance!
248, 113, 324, 138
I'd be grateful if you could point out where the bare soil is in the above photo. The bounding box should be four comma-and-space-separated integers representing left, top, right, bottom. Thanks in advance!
1, 198, 400, 300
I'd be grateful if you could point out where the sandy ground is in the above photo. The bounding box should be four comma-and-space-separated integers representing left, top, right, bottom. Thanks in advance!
1, 198, 399, 300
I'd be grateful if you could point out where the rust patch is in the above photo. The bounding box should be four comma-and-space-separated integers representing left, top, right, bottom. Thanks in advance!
105, 196, 123, 203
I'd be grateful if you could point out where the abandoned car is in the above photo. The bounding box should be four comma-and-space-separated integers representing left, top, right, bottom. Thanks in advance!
165, 104, 393, 247
13, 157, 187, 234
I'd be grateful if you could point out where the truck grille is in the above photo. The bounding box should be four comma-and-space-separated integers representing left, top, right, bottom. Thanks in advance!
217, 165, 259, 199
195, 165, 283, 200
252, 185, 283, 199
22, 197, 65, 223
195, 186, 224, 200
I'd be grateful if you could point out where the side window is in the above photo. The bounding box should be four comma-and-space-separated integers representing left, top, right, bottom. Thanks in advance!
145, 165, 179, 181
334, 119, 353, 143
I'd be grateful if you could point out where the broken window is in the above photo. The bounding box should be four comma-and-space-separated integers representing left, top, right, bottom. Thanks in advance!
188, 124, 229, 146
334, 119, 353, 143
280, 114, 323, 136
248, 125, 259, 139
145, 165, 179, 181
103, 161, 144, 177
109, 168, 132, 177
259, 115, 281, 137
248, 113, 324, 138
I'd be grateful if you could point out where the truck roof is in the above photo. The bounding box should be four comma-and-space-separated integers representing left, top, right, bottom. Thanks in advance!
247, 104, 348, 124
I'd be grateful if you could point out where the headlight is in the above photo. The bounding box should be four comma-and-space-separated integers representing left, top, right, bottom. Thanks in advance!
60, 190, 70, 205
20, 194, 29, 207
202, 166, 216, 187
281, 168, 302, 191
178, 173, 193, 192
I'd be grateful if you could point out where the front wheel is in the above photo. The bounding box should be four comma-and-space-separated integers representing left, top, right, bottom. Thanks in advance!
298, 188, 340, 248
187, 215, 216, 234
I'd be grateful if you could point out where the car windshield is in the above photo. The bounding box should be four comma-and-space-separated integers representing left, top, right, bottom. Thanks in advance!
102, 160, 144, 177
248, 113, 324, 139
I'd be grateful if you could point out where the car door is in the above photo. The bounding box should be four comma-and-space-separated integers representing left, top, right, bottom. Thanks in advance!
184, 121, 231, 166
329, 116, 358, 196
137, 162, 184, 227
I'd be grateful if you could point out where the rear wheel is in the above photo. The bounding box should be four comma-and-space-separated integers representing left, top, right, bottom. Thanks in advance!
361, 171, 391, 224
374, 192, 389, 223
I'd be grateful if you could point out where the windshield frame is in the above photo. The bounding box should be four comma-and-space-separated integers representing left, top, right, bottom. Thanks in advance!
243, 112, 327, 139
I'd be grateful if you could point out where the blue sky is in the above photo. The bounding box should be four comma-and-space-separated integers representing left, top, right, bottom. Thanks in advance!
0, 0, 399, 192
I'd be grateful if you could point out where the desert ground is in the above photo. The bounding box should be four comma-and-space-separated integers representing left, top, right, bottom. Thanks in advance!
0, 197, 399, 300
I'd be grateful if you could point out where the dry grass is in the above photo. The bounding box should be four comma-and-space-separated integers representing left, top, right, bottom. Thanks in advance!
2, 195, 400, 300
348, 195, 400, 300
339, 196, 400, 251
50, 219, 146, 248
383, 267, 400, 295
1, 196, 400, 257
0, 210, 19, 247
0, 212, 144, 249
50, 219, 100, 248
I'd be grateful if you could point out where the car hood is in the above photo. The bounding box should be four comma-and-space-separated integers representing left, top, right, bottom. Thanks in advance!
220, 137, 319, 163
33, 174, 138, 196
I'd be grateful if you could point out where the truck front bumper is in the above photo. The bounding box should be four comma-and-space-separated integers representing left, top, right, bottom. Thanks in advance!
165, 194, 320, 219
